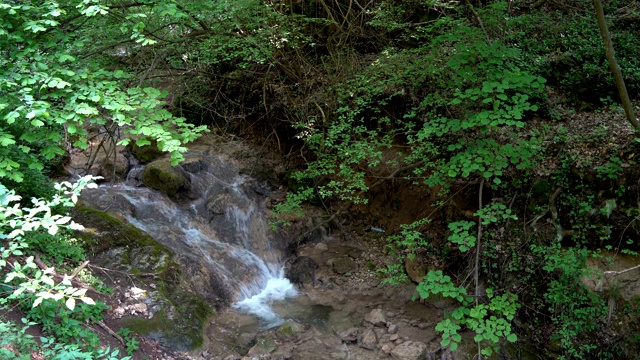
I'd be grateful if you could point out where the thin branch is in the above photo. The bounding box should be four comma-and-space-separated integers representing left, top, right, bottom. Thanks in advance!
474, 179, 485, 360
603, 264, 640, 276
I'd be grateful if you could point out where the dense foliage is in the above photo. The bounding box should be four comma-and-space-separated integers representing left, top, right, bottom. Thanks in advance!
2, 0, 640, 358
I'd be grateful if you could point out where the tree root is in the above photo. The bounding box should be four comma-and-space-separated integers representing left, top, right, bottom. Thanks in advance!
531, 187, 574, 241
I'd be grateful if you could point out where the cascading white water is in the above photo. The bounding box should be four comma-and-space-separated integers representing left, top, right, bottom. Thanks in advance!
85, 153, 298, 326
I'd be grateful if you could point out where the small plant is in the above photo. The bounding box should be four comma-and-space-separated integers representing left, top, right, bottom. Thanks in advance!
417, 271, 519, 354
0, 317, 129, 360
117, 328, 140, 356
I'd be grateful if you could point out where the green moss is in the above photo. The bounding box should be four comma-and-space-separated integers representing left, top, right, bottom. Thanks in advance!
122, 294, 213, 351
73, 207, 213, 351
275, 321, 304, 339
73, 207, 162, 250
141, 159, 188, 197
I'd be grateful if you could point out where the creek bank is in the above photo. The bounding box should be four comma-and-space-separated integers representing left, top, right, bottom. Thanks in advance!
195, 234, 476, 360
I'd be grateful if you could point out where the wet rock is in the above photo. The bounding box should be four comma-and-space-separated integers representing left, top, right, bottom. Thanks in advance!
247, 335, 277, 356
235, 332, 257, 352
331, 257, 357, 274
390, 341, 427, 360
275, 321, 305, 339
206, 193, 232, 215
239, 159, 278, 187
358, 328, 378, 350
286, 256, 319, 286
181, 157, 206, 173
365, 308, 387, 327
142, 158, 189, 197
338, 327, 359, 343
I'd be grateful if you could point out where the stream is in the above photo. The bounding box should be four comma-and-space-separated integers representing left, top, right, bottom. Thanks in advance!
78, 143, 455, 359
86, 150, 300, 326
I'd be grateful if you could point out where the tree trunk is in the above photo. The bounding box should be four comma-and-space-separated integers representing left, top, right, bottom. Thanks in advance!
593, 0, 640, 133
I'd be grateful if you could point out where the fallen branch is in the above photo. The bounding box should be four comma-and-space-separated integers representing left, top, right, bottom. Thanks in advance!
603, 264, 640, 276
96, 320, 125, 345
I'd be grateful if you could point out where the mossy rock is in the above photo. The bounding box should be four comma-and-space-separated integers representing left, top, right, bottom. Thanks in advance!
73, 207, 213, 351
73, 207, 165, 252
142, 159, 189, 197
275, 321, 305, 339
122, 293, 212, 351
131, 140, 164, 163
73, 207, 212, 351
247, 335, 277, 356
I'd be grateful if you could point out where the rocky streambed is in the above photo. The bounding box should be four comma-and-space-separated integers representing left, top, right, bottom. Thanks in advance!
194, 234, 464, 360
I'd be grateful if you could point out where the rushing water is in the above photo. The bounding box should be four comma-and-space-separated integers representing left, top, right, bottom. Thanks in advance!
84, 152, 298, 326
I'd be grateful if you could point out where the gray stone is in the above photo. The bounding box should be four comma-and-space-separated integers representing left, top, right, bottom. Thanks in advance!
365, 308, 387, 326
390, 341, 428, 360
359, 328, 378, 350
381, 343, 395, 354
286, 256, 319, 286
247, 335, 277, 356
388, 323, 398, 334
338, 327, 359, 343
332, 257, 357, 274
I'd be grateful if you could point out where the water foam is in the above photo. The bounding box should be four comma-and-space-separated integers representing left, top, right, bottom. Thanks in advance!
234, 276, 298, 326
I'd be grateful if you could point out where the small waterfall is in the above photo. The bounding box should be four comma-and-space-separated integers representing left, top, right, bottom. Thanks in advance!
83, 152, 297, 326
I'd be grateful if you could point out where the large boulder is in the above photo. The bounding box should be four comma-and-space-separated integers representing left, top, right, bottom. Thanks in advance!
72, 208, 214, 351
286, 256, 319, 286
142, 158, 189, 197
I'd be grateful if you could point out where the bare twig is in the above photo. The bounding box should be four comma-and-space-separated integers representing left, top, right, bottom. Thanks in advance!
603, 264, 640, 276
475, 179, 484, 360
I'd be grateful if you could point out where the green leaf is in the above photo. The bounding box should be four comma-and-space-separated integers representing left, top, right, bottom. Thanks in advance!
507, 333, 517, 342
